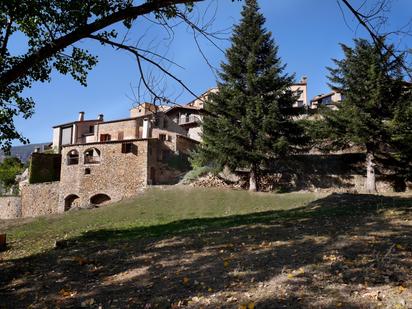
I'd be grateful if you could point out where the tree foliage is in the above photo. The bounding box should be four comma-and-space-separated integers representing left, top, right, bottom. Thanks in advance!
389, 91, 412, 180
0, 156, 24, 190
0, 0, 201, 150
311, 38, 410, 191
196, 0, 306, 191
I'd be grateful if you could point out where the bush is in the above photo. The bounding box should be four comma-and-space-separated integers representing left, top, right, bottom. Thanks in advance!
0, 157, 24, 190
181, 166, 216, 184
29, 153, 61, 184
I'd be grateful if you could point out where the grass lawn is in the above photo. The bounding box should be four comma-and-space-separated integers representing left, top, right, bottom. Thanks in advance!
0, 187, 321, 259
0, 187, 411, 309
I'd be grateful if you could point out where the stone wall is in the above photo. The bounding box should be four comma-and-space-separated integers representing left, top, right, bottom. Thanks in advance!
0, 196, 21, 219
97, 118, 140, 141
176, 135, 199, 155
59, 140, 150, 211
20, 182, 60, 217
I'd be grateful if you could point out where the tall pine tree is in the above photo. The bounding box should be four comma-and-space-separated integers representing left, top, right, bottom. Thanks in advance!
389, 88, 412, 186
197, 0, 305, 191
319, 39, 406, 192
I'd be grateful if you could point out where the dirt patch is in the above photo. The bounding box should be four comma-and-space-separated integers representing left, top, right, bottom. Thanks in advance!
0, 194, 411, 308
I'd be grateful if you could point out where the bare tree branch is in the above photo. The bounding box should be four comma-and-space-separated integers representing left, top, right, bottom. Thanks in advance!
340, 0, 412, 79
88, 34, 202, 105
0, 0, 204, 89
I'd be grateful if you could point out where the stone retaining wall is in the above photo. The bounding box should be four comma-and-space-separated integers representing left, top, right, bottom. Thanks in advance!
20, 182, 60, 217
0, 196, 21, 219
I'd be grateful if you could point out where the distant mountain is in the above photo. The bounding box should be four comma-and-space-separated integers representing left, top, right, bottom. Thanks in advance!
0, 143, 51, 164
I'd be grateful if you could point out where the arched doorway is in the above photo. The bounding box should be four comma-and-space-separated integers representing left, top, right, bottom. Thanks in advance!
64, 194, 80, 211
90, 193, 111, 205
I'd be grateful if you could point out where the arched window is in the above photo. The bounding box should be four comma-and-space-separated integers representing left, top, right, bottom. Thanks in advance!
67, 150, 79, 165
84, 148, 101, 164
90, 193, 111, 205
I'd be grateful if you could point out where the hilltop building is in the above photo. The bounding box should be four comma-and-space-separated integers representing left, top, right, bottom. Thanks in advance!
310, 89, 344, 110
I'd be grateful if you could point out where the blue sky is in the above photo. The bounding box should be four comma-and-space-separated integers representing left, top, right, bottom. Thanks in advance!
13, 0, 412, 144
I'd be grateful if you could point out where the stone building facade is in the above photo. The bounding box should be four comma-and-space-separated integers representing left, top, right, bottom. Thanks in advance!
20, 182, 60, 217
48, 102, 200, 212
59, 139, 154, 211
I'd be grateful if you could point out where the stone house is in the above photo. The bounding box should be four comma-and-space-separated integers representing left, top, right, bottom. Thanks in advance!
53, 105, 200, 211
0, 103, 201, 219
291, 76, 309, 108
0, 81, 313, 219
310, 89, 344, 110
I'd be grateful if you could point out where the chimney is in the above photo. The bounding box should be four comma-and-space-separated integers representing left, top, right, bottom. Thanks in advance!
98, 114, 104, 121
300, 76, 308, 84
142, 118, 151, 139
78, 111, 84, 121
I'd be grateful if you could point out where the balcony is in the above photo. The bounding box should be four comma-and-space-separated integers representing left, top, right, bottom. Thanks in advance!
178, 115, 202, 125
67, 157, 79, 165
84, 156, 101, 164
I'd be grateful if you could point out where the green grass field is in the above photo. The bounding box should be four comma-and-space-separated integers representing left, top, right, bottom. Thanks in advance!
1, 187, 322, 259
1, 187, 411, 308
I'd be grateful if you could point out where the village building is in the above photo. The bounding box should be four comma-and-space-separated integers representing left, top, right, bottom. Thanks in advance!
310, 89, 344, 110
0, 80, 315, 219
291, 76, 309, 108
52, 104, 201, 211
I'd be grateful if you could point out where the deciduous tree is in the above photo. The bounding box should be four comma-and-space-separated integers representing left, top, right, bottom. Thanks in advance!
0, 157, 23, 192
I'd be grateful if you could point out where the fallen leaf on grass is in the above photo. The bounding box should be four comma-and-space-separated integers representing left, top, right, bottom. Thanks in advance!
182, 277, 190, 286
398, 286, 407, 294
287, 267, 305, 278
73, 256, 96, 266
59, 288, 76, 298
396, 244, 405, 251
81, 298, 95, 307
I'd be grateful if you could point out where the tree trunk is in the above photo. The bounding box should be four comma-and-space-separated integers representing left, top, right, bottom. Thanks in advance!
249, 164, 259, 192
365, 152, 376, 193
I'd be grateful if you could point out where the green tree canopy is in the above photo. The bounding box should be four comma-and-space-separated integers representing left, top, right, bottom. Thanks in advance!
196, 0, 307, 191
0, 0, 202, 150
314, 38, 408, 192
0, 156, 24, 191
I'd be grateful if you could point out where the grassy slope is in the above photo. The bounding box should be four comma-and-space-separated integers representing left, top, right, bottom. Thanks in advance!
0, 187, 321, 259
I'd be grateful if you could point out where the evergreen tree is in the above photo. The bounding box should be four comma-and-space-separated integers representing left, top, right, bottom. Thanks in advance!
319, 39, 406, 192
389, 90, 412, 185
197, 0, 305, 191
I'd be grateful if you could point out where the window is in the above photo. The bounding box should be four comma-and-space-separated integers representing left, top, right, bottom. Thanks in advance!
159, 134, 166, 141
118, 131, 124, 140
61, 127, 73, 145
84, 148, 101, 164
84, 168, 91, 175
100, 134, 111, 142
321, 96, 332, 105
167, 135, 172, 142
67, 150, 79, 165
122, 142, 138, 155
89, 126, 94, 134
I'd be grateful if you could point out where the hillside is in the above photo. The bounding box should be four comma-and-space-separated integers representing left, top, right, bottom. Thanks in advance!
0, 143, 51, 164
0, 187, 411, 308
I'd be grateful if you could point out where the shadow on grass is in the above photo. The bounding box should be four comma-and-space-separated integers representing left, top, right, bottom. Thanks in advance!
1, 193, 411, 309
78, 193, 412, 243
